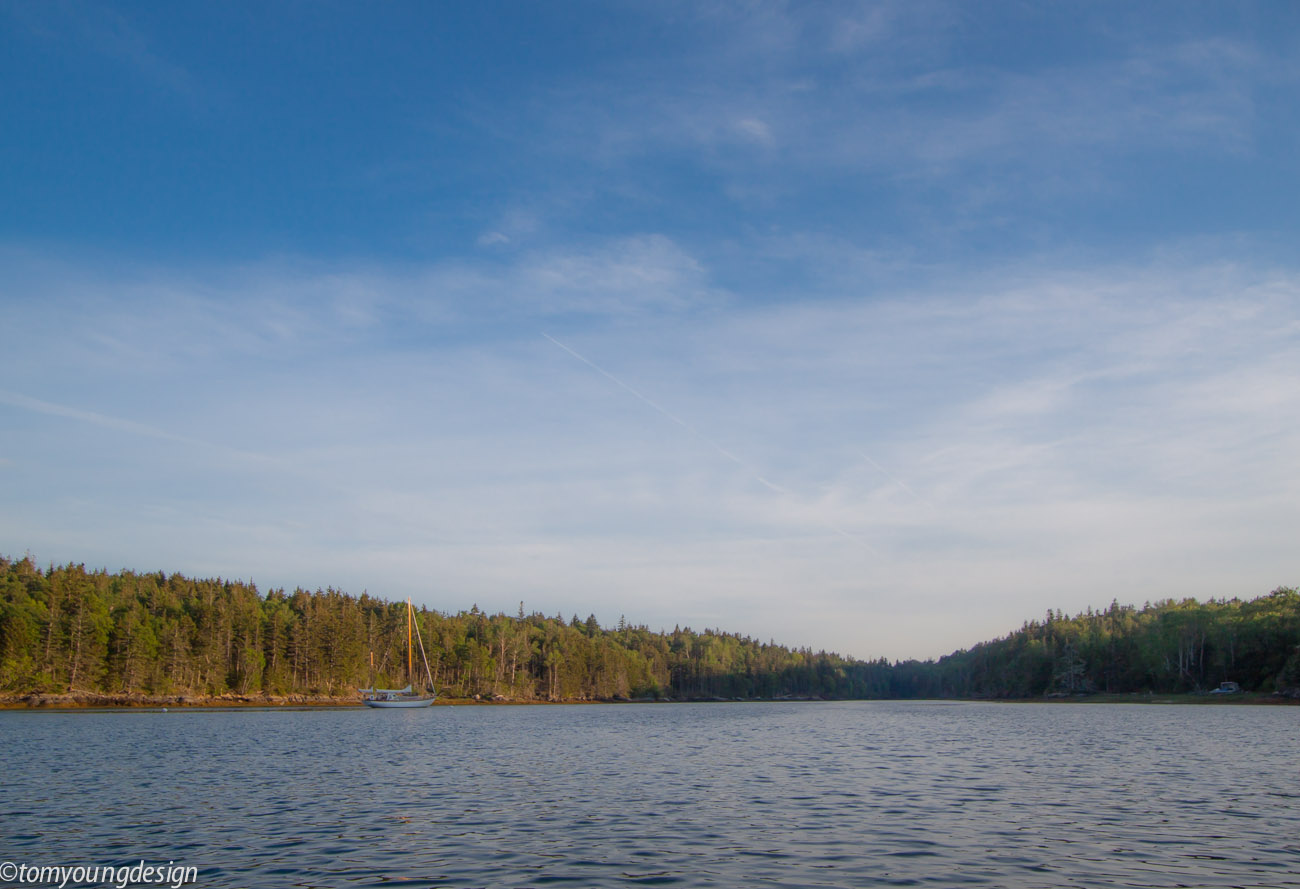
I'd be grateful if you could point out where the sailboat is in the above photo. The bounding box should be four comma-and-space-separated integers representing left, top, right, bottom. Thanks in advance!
361, 597, 436, 708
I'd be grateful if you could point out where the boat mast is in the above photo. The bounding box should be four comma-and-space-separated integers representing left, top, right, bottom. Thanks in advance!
407, 597, 414, 688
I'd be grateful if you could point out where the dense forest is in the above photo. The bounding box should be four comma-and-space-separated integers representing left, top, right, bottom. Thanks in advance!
1, 555, 1298, 701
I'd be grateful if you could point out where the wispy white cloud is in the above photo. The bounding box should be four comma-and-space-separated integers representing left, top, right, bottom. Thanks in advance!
499, 7, 1287, 234
516, 235, 724, 316
4, 244, 1296, 658
5, 1, 210, 108
733, 117, 775, 146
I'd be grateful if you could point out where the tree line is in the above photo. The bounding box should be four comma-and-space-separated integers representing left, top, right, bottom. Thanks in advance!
1, 555, 1297, 700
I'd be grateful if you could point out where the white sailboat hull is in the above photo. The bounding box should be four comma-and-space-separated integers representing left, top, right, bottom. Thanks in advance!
363, 696, 435, 708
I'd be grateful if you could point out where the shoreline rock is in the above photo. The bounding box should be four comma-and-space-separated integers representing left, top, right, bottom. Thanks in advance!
5, 689, 1294, 709
0, 691, 362, 709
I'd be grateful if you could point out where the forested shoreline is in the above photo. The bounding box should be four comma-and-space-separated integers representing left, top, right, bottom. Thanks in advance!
2, 555, 1298, 704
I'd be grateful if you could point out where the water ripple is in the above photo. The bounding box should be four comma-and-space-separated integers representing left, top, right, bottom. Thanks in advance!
2, 703, 1298, 888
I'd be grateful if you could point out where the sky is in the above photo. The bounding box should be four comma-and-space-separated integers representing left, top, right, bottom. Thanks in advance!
2, 1, 1298, 661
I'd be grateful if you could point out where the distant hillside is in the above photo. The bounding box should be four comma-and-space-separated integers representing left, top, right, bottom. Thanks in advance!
2, 555, 1297, 701
893, 591, 1300, 699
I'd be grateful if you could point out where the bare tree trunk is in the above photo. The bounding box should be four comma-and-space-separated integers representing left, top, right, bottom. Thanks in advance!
68, 604, 85, 690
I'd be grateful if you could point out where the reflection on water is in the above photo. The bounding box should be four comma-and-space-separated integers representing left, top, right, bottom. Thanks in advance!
3, 701, 1298, 887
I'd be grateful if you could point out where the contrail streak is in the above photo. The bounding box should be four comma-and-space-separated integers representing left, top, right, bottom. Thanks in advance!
859, 449, 930, 508
542, 333, 878, 554
0, 388, 280, 467
542, 332, 745, 469
0, 387, 384, 506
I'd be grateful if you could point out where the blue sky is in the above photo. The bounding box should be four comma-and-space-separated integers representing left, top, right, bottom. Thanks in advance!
2, 2, 1298, 659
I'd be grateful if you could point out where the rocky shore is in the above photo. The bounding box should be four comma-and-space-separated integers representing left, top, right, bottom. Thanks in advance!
4, 688, 1296, 709
0, 690, 361, 709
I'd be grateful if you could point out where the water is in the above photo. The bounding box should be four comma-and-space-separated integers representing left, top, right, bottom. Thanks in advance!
2, 701, 1297, 888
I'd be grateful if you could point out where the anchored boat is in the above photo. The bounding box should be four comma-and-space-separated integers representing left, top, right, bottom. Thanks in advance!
361, 597, 436, 708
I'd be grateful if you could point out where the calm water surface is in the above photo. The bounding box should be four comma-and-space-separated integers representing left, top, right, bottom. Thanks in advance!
2, 701, 1297, 888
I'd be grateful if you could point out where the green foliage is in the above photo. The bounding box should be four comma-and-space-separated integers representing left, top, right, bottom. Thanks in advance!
910, 589, 1300, 698
1, 555, 1295, 701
